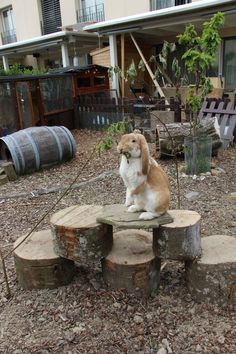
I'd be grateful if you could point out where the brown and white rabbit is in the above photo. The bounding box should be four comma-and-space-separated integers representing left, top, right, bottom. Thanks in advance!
117, 132, 170, 220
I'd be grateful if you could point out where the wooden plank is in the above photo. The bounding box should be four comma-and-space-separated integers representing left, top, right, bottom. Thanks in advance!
1, 162, 17, 181
200, 99, 236, 148
121, 34, 125, 98
222, 115, 236, 148
130, 33, 167, 102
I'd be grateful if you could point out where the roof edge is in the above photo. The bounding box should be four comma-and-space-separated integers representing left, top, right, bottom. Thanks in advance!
83, 0, 234, 33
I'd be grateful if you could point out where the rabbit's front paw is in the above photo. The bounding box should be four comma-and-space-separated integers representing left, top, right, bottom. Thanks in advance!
125, 199, 133, 207
139, 212, 159, 220
128, 205, 142, 213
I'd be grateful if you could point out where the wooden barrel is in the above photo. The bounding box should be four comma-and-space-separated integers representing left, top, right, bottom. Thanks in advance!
0, 126, 76, 175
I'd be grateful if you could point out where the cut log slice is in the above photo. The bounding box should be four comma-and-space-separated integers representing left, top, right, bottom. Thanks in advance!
50, 205, 113, 264
13, 229, 75, 289
153, 210, 201, 261
186, 235, 236, 306
102, 229, 161, 297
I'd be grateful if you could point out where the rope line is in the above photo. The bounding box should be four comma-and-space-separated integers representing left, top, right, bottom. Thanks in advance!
2, 132, 106, 261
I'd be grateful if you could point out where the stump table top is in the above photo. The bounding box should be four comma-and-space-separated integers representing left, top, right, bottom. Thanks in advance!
96, 204, 173, 229
159, 209, 201, 228
50, 205, 103, 229
199, 235, 236, 265
14, 229, 58, 264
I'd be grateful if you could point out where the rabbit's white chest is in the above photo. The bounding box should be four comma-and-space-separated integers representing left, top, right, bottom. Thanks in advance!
119, 156, 145, 188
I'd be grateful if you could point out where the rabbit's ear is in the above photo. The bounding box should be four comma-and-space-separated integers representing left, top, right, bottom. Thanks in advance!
139, 135, 150, 175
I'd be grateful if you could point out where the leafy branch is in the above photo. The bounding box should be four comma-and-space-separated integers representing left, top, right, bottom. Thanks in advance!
96, 120, 133, 155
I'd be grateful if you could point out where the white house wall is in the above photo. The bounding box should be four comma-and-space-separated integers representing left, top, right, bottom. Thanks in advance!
11, 0, 41, 40
104, 0, 149, 20
60, 0, 77, 27
104, 0, 201, 20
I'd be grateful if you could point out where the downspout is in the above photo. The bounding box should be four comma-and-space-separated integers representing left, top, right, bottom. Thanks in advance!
109, 34, 120, 96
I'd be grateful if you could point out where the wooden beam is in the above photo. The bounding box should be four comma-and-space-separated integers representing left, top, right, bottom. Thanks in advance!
129, 33, 168, 103
121, 34, 125, 98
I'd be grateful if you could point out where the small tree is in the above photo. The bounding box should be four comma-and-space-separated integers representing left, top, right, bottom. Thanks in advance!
177, 12, 225, 134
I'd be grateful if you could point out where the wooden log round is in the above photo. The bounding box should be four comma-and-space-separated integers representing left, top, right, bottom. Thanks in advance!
101, 229, 161, 297
156, 121, 221, 158
50, 205, 113, 264
186, 235, 236, 306
14, 230, 75, 290
153, 210, 201, 261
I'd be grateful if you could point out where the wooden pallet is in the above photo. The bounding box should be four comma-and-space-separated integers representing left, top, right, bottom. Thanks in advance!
199, 99, 236, 148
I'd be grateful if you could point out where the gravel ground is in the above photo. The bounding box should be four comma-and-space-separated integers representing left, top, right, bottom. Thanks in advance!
0, 129, 235, 354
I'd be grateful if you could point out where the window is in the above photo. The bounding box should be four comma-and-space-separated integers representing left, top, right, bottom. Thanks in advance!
150, 0, 191, 10
94, 75, 106, 86
1, 7, 17, 44
40, 0, 62, 35
77, 0, 104, 23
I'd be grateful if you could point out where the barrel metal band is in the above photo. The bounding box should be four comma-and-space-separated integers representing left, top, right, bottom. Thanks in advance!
59, 126, 77, 157
22, 130, 40, 170
45, 126, 63, 161
2, 135, 25, 174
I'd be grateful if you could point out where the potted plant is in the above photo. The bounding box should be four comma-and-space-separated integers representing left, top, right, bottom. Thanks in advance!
176, 12, 225, 175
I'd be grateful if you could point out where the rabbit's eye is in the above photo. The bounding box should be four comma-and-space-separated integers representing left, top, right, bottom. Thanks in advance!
132, 139, 136, 143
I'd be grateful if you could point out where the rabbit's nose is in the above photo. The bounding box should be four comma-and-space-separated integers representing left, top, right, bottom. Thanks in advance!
119, 148, 123, 153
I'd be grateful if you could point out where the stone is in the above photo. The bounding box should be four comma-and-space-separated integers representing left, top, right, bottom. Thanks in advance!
134, 315, 144, 324
157, 348, 167, 354
185, 191, 199, 201
97, 204, 173, 229
196, 344, 202, 352
217, 336, 225, 344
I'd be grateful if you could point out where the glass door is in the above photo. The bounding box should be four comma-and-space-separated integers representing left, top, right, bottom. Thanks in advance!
223, 38, 236, 90
16, 82, 35, 129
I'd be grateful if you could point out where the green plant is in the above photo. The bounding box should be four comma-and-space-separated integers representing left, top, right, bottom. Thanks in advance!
96, 120, 133, 155
177, 12, 225, 133
0, 64, 46, 76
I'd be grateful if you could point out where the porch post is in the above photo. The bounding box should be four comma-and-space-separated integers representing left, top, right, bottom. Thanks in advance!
61, 42, 70, 67
109, 34, 120, 96
2, 55, 9, 70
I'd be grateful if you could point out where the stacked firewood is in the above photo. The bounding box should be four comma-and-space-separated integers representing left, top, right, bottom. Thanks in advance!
156, 118, 222, 158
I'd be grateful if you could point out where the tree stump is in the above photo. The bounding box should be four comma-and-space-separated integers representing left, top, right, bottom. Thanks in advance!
50, 205, 113, 264
186, 235, 236, 306
102, 229, 161, 297
13, 230, 75, 290
153, 210, 201, 261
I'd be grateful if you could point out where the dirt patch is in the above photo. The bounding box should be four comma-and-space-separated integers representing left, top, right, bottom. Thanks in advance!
0, 129, 236, 354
